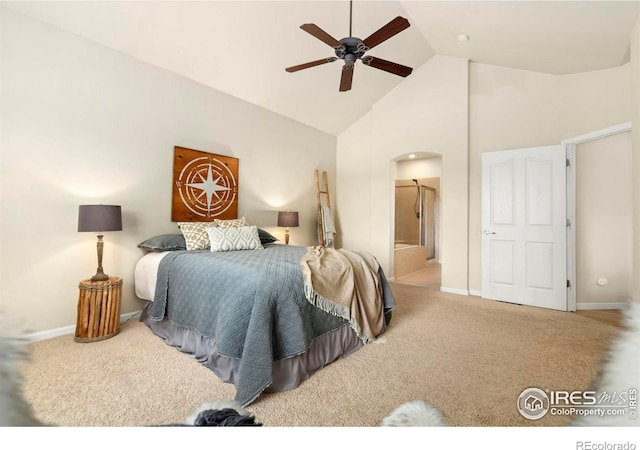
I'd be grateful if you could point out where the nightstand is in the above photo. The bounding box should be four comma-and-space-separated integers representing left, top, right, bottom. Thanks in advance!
74, 276, 123, 343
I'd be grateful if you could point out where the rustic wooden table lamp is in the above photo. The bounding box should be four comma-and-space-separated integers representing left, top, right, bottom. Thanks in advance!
277, 211, 299, 245
78, 204, 122, 281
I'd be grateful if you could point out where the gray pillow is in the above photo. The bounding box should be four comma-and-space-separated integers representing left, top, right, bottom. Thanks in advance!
138, 234, 186, 252
257, 228, 278, 244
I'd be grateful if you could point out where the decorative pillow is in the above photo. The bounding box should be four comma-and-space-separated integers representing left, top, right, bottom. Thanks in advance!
213, 217, 249, 228
207, 225, 263, 252
257, 228, 278, 245
137, 234, 186, 252
178, 222, 217, 250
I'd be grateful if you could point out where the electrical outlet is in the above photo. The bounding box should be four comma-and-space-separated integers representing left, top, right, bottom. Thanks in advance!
596, 278, 608, 286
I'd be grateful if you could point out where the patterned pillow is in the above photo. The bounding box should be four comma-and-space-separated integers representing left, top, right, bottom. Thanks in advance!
178, 222, 217, 250
207, 225, 263, 252
214, 217, 249, 228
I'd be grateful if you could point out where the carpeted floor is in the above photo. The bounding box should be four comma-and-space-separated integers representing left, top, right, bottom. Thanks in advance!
20, 282, 621, 427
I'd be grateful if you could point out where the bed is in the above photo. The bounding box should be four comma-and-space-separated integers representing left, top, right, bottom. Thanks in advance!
134, 229, 396, 406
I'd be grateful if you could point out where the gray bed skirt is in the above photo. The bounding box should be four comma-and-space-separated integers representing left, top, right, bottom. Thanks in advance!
140, 302, 365, 396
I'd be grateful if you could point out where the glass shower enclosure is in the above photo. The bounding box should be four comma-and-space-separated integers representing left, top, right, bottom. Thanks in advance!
394, 181, 436, 260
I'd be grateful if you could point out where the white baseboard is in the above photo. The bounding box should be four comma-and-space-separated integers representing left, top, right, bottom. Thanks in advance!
25, 311, 142, 342
387, 277, 395, 282
440, 287, 469, 296
576, 302, 630, 310
469, 290, 482, 297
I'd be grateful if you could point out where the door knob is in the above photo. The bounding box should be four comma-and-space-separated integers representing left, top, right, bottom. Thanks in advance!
483, 230, 496, 235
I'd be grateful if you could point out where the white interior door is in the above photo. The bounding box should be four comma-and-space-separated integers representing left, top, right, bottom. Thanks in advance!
481, 145, 567, 311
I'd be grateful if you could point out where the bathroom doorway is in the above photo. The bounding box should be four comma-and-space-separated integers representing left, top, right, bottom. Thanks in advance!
393, 154, 441, 289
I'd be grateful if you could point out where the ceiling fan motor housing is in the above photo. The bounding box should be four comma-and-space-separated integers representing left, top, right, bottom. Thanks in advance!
335, 37, 368, 62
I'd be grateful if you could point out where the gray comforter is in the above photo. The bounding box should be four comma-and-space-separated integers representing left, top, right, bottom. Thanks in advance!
146, 243, 395, 406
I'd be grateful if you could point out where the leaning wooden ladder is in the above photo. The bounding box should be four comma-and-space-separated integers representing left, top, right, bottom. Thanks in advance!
315, 170, 332, 247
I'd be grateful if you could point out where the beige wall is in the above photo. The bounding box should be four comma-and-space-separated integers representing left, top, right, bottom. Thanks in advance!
337, 55, 469, 292
0, 8, 336, 335
334, 112, 373, 252
575, 132, 633, 306
340, 57, 631, 296
396, 156, 442, 179
558, 67, 633, 141
632, 15, 640, 304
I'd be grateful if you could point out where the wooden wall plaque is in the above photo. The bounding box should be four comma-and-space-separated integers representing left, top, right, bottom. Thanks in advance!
172, 146, 239, 221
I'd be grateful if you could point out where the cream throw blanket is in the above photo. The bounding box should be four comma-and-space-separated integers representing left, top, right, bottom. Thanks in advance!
299, 245, 384, 344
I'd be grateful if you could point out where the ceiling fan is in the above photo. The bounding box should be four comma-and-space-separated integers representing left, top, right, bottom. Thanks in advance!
285, 1, 413, 92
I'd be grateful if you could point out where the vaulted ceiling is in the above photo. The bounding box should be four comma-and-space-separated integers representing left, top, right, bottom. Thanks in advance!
3, 1, 639, 135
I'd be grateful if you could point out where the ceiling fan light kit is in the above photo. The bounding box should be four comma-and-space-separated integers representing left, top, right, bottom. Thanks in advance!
285, 2, 413, 92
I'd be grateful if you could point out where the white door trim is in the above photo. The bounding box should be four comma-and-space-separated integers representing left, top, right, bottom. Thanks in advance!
562, 121, 632, 312
562, 122, 632, 146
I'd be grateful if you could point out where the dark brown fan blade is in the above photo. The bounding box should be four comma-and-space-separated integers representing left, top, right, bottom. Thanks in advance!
362, 16, 410, 50
300, 23, 344, 49
364, 56, 412, 77
339, 65, 354, 92
286, 57, 337, 73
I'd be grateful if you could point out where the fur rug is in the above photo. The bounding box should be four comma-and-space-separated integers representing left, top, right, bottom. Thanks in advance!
0, 317, 44, 426
183, 400, 261, 426
572, 303, 640, 426
380, 400, 448, 426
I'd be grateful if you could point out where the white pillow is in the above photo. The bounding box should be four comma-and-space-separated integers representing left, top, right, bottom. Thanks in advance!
207, 225, 263, 252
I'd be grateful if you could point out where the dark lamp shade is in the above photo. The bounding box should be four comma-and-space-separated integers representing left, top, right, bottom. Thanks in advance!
78, 205, 122, 232
277, 211, 299, 228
